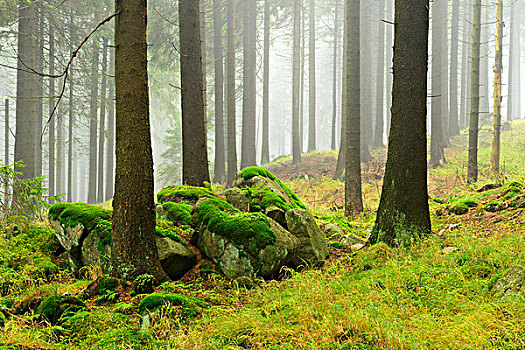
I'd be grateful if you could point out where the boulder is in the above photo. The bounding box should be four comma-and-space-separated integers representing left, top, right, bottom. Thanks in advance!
285, 209, 329, 266
496, 265, 525, 295
37, 295, 86, 325
155, 237, 196, 280
224, 188, 250, 212
340, 234, 364, 248
324, 223, 345, 239
156, 185, 217, 206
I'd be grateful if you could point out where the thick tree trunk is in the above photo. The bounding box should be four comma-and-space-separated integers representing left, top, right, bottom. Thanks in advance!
490, 0, 503, 176
331, 0, 340, 151
467, 0, 481, 183
112, 0, 167, 282
14, 0, 37, 179
106, 45, 115, 201
372, 0, 385, 149
180, 0, 211, 186
48, 24, 55, 200
385, 0, 393, 134
88, 40, 100, 203
292, 0, 302, 164
360, 2, 372, 162
226, 0, 237, 184
240, 0, 257, 168
213, 0, 226, 181
344, 0, 363, 216
97, 38, 108, 203
307, 0, 316, 152
449, 0, 460, 136
459, 2, 472, 130
370, 0, 431, 246
261, 0, 271, 164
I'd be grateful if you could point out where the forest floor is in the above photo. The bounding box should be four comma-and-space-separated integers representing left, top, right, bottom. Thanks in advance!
1, 121, 524, 350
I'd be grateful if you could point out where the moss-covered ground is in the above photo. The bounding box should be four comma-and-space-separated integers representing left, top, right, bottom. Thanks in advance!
0, 121, 524, 349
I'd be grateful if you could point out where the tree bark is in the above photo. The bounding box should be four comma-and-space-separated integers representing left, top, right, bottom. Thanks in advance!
48, 24, 55, 200
344, 0, 363, 216
240, 0, 257, 168
88, 40, 100, 203
372, 0, 385, 149
490, 0, 503, 177
449, 0, 460, 136
226, 0, 237, 184
292, 0, 302, 164
459, 1, 471, 130
331, 0, 340, 151
370, 0, 431, 246
35, 12, 44, 178
112, 0, 167, 282
261, 0, 271, 164
307, 0, 316, 152
385, 0, 393, 134
67, 13, 76, 203
467, 0, 481, 184
106, 44, 115, 201
360, 2, 372, 162
14, 0, 37, 179
213, 0, 226, 181
97, 38, 108, 203
180, 0, 211, 186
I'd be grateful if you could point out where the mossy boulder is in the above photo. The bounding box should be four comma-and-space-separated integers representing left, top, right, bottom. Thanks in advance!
485, 202, 503, 213
449, 203, 469, 215
285, 209, 329, 266
224, 188, 250, 212
157, 185, 217, 205
161, 202, 193, 226
496, 265, 525, 296
324, 223, 345, 239
192, 197, 299, 278
133, 274, 156, 295
80, 329, 155, 350
156, 236, 196, 280
37, 295, 86, 325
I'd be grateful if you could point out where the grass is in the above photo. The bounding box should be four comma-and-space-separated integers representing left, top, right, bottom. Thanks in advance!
0, 122, 524, 349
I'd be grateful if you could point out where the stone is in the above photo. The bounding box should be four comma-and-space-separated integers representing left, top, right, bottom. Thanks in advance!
155, 237, 196, 280
496, 265, 525, 295
224, 188, 250, 212
350, 244, 365, 252
324, 223, 345, 239
285, 209, 329, 266
340, 234, 363, 247
50, 220, 85, 269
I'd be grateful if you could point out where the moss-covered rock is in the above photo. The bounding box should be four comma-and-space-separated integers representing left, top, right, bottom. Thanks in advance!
285, 209, 329, 266
496, 265, 525, 296
80, 329, 155, 350
37, 295, 86, 325
485, 202, 503, 213
162, 202, 193, 226
155, 236, 196, 280
138, 292, 209, 320
224, 188, 250, 212
133, 274, 155, 295
61, 310, 133, 340
157, 185, 217, 205
449, 203, 469, 215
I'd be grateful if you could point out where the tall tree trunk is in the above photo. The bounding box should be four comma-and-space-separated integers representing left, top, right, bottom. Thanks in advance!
14, 0, 36, 179
67, 13, 76, 203
467, 0, 482, 183
261, 0, 271, 164
4, 99, 9, 166
88, 40, 100, 203
226, 0, 237, 184
344, 0, 363, 216
97, 38, 108, 203
370, 0, 431, 246
299, 3, 305, 151
240, 0, 257, 168
360, 2, 372, 162
112, 0, 167, 282
180, 0, 211, 186
460, 1, 471, 130
440, 0, 450, 147
449, 0, 460, 136
385, 0, 393, 134
479, 3, 489, 121
200, 0, 207, 121
213, 0, 226, 181
35, 12, 44, 178
56, 80, 64, 196
331, 0, 340, 150
490, 0, 503, 177
48, 24, 55, 200
334, 8, 348, 181
292, 0, 302, 164
307, 0, 316, 152
372, 0, 385, 149
507, 3, 520, 121
429, 0, 445, 168
105, 44, 115, 201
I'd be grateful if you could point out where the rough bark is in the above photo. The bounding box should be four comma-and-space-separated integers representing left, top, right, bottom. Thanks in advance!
112, 0, 167, 282
105, 44, 115, 201
385, 0, 393, 134
344, 0, 363, 216
467, 0, 481, 184
180, 0, 211, 186
370, 0, 431, 246
261, 0, 271, 164
88, 40, 100, 204
292, 0, 302, 164
226, 0, 237, 184
213, 0, 226, 181
372, 0, 385, 149
490, 0, 502, 177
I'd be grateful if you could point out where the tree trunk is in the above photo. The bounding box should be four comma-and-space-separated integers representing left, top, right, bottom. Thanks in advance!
180, 0, 211, 186
240, 0, 257, 168
331, 0, 340, 151
14, 0, 36, 179
261, 0, 271, 164
360, 2, 372, 162
35, 12, 44, 178
440, 0, 450, 147
112, 0, 167, 282
56, 79, 64, 196
370, 0, 431, 246
479, 4, 489, 121
467, 0, 482, 184
449, 0, 460, 136
226, 0, 237, 184
48, 24, 55, 200
4, 99, 9, 167
213, 0, 226, 181
459, 2, 471, 130
67, 13, 76, 203
490, 0, 503, 177
372, 0, 385, 149
292, 0, 302, 164
507, 3, 520, 121
106, 44, 115, 201
385, 0, 393, 134
97, 38, 108, 203
88, 40, 100, 203
307, 0, 316, 152
344, 0, 363, 216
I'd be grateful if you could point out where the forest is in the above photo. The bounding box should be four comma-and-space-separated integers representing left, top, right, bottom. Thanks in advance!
0, 0, 524, 348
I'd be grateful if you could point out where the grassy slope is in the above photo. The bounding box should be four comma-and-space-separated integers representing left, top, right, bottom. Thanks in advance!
1, 122, 524, 349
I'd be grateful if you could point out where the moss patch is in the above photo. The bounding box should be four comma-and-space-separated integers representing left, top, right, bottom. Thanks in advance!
239, 167, 307, 210
162, 202, 193, 226
196, 198, 276, 255
81, 329, 155, 350
37, 295, 86, 325
449, 203, 469, 215
246, 187, 293, 212
49, 202, 110, 231
138, 292, 209, 319
157, 185, 216, 204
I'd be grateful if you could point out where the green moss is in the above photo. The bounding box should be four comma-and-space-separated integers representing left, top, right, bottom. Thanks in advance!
0, 311, 5, 328
462, 200, 478, 208
157, 185, 216, 204
62, 310, 132, 340
246, 187, 293, 212
162, 202, 193, 226
37, 295, 86, 325
155, 226, 186, 246
98, 276, 119, 295
81, 329, 155, 350
449, 203, 469, 215
485, 202, 503, 213
133, 274, 155, 295
138, 292, 209, 319
49, 202, 110, 231
239, 167, 307, 210
93, 220, 112, 253
196, 197, 276, 255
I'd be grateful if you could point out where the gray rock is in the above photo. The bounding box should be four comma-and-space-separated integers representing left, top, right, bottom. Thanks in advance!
324, 223, 345, 239
350, 244, 365, 252
155, 237, 196, 280
285, 209, 329, 266
81, 231, 108, 267
266, 206, 287, 228
496, 265, 525, 295
50, 220, 85, 268
224, 188, 250, 212
340, 234, 363, 247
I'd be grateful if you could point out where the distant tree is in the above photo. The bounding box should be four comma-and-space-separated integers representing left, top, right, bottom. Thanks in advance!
213, 0, 226, 182
105, 44, 115, 201
385, 0, 393, 133
35, 11, 44, 178
507, 0, 520, 121
87, 39, 100, 203
307, 0, 316, 153
97, 37, 109, 203
226, 0, 238, 184
372, 0, 385, 149
48, 23, 56, 200
459, 1, 472, 130
370, 0, 431, 246
448, 0, 460, 137
261, 0, 271, 164
67, 12, 76, 203
111, 0, 167, 282
467, 0, 482, 183
490, 0, 503, 177
331, 0, 341, 151
344, 0, 363, 216
180, 0, 210, 186
292, 0, 302, 164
